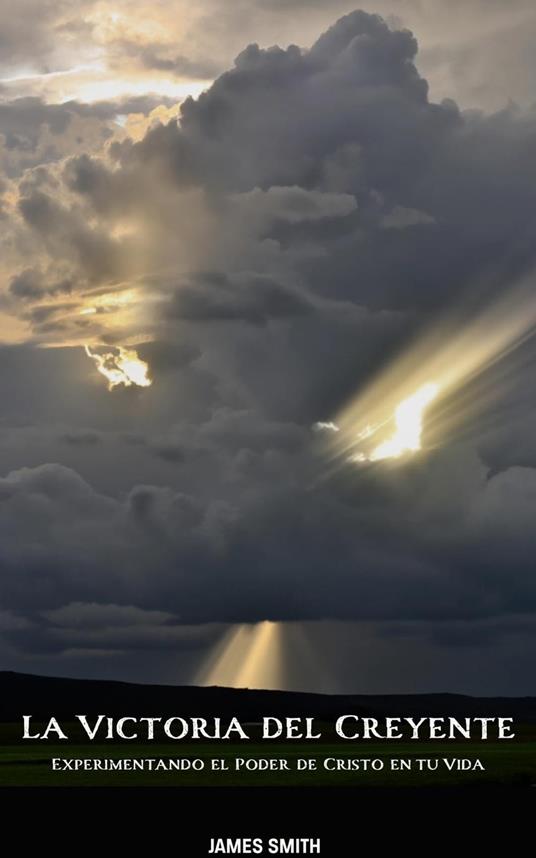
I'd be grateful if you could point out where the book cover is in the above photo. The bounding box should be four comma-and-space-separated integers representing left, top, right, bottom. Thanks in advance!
1, 0, 534, 842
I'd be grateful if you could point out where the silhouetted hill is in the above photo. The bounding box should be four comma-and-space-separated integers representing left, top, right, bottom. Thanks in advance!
1, 671, 536, 723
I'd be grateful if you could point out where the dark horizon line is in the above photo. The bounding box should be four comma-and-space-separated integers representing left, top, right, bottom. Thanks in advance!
2, 669, 536, 703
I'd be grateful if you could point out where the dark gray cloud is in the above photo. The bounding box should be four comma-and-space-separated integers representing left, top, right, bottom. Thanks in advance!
0, 96, 176, 178
167, 272, 314, 325
106, 10, 536, 322
60, 430, 102, 446
0, 1, 81, 72
9, 268, 73, 301
0, 445, 535, 635
18, 189, 126, 285
115, 39, 222, 80
44, 602, 174, 628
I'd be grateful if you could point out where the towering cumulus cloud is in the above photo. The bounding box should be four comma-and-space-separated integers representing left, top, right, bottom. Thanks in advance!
2, 9, 536, 691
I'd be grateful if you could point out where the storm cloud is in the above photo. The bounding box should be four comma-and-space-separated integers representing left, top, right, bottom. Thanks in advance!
2, 7, 536, 692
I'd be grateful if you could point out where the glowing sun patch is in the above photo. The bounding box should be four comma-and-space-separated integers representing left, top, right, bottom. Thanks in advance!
350, 382, 439, 463
85, 344, 152, 390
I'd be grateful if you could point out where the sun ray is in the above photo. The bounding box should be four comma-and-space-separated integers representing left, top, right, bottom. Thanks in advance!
196, 622, 283, 690
323, 273, 536, 468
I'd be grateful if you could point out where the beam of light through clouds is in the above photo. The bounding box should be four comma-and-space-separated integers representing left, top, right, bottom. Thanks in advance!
197, 622, 284, 690
195, 622, 334, 693
324, 275, 536, 469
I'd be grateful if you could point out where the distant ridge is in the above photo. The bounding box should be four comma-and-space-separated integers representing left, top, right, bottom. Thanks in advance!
2, 671, 536, 722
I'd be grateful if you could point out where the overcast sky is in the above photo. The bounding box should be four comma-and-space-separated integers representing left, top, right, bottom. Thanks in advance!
1, 2, 536, 695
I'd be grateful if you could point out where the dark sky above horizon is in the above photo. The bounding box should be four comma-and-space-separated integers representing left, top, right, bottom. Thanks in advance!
1, 1, 536, 695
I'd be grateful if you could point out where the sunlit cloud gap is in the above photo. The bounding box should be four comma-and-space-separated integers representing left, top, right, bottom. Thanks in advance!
0, 67, 210, 105
67, 78, 209, 104
350, 383, 439, 463
84, 344, 152, 390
